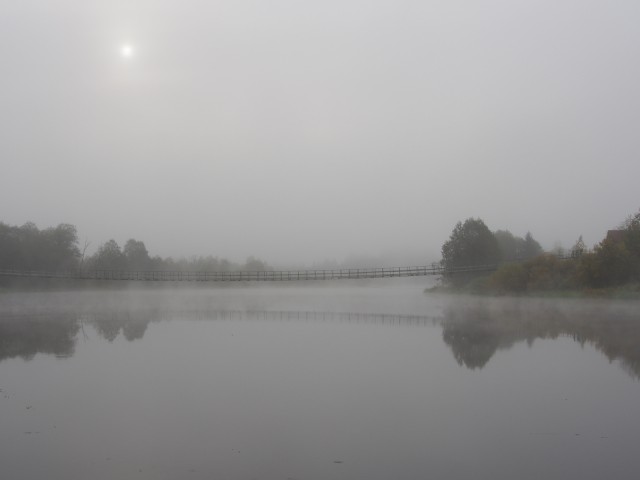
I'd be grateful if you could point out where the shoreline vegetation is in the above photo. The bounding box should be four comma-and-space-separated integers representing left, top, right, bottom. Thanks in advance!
3, 209, 640, 299
0, 223, 272, 272
429, 209, 640, 300
0, 221, 272, 291
426, 280, 640, 300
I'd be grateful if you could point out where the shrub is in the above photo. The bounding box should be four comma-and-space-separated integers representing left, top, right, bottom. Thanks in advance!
488, 263, 528, 293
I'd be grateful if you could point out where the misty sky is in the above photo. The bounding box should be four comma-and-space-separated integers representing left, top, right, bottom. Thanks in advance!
1, 0, 639, 266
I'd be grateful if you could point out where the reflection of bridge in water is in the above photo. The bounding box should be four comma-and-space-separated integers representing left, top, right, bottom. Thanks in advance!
3, 306, 640, 379
155, 310, 442, 327
0, 263, 497, 282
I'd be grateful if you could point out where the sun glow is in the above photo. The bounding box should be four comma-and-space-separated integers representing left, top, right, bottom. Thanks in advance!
121, 44, 134, 59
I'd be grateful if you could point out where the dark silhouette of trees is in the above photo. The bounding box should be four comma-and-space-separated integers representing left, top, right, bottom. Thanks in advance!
0, 220, 272, 277
571, 235, 586, 258
123, 239, 151, 270
494, 230, 542, 261
485, 209, 640, 292
578, 237, 634, 287
442, 218, 501, 269
621, 210, 640, 266
441, 218, 501, 285
83, 239, 272, 273
493, 230, 521, 261
574, 209, 640, 288
522, 232, 543, 258
0, 222, 80, 271
89, 239, 127, 270
243, 256, 269, 272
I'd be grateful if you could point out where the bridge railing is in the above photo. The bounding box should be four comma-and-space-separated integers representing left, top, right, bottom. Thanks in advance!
0, 265, 451, 281
0, 258, 559, 282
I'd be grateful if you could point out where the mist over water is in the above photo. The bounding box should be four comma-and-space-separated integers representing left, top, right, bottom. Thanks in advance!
3, 1, 640, 478
1, 285, 639, 480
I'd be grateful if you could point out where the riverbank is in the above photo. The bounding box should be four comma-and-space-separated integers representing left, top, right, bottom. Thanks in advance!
425, 280, 640, 300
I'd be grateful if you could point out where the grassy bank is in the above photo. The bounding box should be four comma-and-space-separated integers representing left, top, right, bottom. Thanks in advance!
425, 278, 640, 300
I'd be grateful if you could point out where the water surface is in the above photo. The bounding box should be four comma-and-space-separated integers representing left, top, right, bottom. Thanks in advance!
1, 285, 639, 479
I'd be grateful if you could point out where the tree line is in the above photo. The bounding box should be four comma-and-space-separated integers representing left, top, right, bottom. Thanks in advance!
440, 218, 543, 286
0, 222, 270, 272
3, 305, 639, 378
440, 210, 640, 292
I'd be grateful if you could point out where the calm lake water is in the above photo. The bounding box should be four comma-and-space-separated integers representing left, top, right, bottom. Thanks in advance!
1, 283, 639, 480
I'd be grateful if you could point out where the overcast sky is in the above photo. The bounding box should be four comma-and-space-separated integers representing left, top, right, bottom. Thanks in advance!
1, 0, 639, 266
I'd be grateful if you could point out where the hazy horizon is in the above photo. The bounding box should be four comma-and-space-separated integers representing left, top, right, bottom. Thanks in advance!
2, 0, 639, 265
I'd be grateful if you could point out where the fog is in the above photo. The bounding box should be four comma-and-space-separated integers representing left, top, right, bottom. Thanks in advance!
2, 0, 639, 265
2, 288, 640, 479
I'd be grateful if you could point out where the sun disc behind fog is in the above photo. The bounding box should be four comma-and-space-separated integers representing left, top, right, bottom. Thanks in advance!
121, 44, 134, 59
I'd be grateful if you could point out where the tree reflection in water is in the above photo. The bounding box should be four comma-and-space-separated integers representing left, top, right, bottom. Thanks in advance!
0, 315, 79, 361
441, 299, 640, 377
91, 314, 149, 342
0, 313, 154, 362
1, 301, 639, 379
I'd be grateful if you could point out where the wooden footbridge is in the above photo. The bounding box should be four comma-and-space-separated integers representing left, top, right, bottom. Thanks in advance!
0, 263, 498, 282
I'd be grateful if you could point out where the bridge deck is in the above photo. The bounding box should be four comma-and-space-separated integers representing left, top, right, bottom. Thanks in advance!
0, 264, 498, 282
